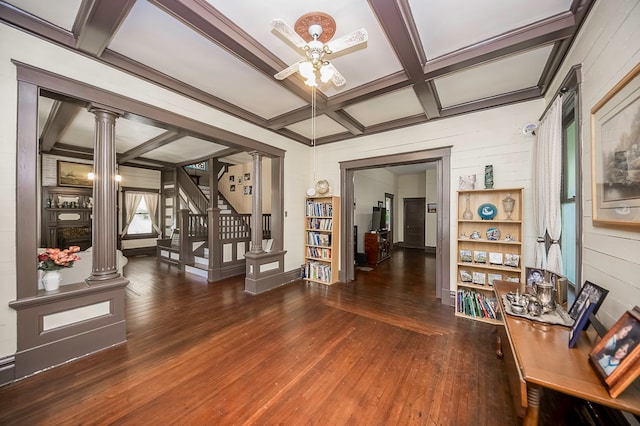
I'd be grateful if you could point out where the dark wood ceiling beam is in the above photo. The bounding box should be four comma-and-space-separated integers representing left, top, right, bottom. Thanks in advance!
119, 131, 185, 163
176, 147, 242, 167
149, 0, 319, 104
73, 0, 135, 56
325, 110, 364, 135
423, 12, 576, 80
440, 87, 542, 117
368, 0, 440, 119
0, 2, 75, 47
39, 101, 81, 152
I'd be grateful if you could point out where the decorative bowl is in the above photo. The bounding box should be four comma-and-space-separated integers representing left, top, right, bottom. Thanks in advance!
511, 303, 525, 314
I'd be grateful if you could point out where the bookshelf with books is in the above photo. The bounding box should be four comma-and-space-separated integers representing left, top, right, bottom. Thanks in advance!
455, 188, 524, 324
303, 196, 340, 285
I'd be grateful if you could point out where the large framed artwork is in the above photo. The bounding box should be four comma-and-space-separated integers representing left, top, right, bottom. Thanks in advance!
57, 161, 93, 188
591, 63, 640, 227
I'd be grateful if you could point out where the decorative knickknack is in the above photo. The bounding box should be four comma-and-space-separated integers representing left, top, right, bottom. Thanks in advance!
502, 193, 515, 220
484, 165, 494, 189
462, 194, 473, 220
37, 246, 81, 291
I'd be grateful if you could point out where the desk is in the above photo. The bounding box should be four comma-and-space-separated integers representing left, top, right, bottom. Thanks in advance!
494, 281, 640, 425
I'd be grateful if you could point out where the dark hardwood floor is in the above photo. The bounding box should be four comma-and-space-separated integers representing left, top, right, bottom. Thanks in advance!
0, 248, 521, 425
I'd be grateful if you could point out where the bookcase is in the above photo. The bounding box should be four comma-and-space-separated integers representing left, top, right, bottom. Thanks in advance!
364, 230, 391, 266
303, 196, 340, 285
456, 188, 523, 324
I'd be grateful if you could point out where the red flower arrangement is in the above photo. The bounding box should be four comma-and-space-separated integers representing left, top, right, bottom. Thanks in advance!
37, 246, 81, 271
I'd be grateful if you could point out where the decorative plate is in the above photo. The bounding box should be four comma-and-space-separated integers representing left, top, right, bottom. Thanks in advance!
486, 227, 501, 241
478, 203, 497, 220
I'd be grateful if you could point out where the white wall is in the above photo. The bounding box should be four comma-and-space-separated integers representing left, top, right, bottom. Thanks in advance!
0, 23, 311, 357
546, 0, 640, 328
353, 168, 396, 252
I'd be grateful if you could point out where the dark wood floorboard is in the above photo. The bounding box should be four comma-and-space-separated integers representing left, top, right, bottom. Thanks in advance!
0, 248, 522, 425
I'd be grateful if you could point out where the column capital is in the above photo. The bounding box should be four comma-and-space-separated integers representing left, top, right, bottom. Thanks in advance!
249, 151, 264, 160
87, 102, 124, 117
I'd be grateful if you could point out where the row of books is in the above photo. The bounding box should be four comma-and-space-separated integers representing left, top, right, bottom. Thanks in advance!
306, 200, 333, 217
459, 249, 520, 267
306, 246, 332, 260
306, 218, 333, 230
307, 231, 331, 247
457, 289, 500, 320
302, 261, 332, 282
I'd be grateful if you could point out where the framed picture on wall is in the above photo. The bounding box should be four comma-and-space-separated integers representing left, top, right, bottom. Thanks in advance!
57, 161, 93, 188
230, 184, 235, 192
244, 172, 251, 181
590, 63, 640, 227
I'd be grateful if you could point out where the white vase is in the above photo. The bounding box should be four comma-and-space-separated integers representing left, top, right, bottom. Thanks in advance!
42, 270, 61, 291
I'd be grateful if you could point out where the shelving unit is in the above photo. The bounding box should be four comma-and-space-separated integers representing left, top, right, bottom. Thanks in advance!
455, 188, 523, 324
303, 196, 340, 285
364, 230, 391, 266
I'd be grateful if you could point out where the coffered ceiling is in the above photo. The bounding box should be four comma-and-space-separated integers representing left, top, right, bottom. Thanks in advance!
1, 0, 594, 168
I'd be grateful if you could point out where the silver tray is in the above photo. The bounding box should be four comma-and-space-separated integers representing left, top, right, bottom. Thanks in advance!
502, 295, 574, 327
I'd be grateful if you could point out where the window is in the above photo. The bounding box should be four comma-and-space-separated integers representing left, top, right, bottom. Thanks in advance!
122, 189, 160, 238
559, 67, 582, 293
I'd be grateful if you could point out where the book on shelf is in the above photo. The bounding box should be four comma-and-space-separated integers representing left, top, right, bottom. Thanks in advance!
306, 200, 333, 217
457, 289, 499, 320
303, 261, 332, 282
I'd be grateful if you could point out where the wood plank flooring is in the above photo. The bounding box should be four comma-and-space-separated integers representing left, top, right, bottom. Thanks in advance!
0, 248, 519, 425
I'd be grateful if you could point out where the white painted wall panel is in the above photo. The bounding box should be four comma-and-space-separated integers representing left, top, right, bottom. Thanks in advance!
547, 0, 640, 327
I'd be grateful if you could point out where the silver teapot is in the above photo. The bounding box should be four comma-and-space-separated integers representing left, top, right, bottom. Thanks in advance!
533, 281, 555, 314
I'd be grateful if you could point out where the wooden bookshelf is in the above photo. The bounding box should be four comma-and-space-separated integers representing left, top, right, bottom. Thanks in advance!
455, 188, 523, 323
303, 196, 340, 285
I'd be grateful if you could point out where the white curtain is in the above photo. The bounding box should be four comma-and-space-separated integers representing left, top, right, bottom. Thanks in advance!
122, 192, 143, 235
533, 96, 564, 273
143, 193, 162, 234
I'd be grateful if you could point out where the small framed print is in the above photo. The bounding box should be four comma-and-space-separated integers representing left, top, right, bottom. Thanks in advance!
473, 251, 487, 264
489, 252, 503, 265
487, 273, 502, 286
229, 175, 235, 182
459, 270, 472, 282
230, 184, 236, 192
568, 281, 609, 321
472, 272, 486, 286
459, 249, 472, 263
244, 172, 251, 181
569, 301, 596, 348
504, 253, 520, 268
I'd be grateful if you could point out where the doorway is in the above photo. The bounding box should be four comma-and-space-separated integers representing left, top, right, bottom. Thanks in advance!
404, 198, 425, 248
340, 147, 451, 304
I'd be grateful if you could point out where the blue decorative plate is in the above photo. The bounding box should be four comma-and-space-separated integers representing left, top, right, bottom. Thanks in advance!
478, 203, 497, 220
486, 227, 501, 240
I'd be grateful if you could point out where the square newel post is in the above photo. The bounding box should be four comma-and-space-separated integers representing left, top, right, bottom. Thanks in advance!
178, 208, 193, 268
207, 206, 222, 281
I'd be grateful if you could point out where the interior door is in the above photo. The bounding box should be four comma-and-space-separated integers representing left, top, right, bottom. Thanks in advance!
404, 198, 425, 248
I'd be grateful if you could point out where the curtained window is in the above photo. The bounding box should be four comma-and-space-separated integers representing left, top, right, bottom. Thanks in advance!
122, 189, 160, 238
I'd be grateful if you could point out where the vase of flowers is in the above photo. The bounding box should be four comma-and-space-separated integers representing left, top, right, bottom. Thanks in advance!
37, 246, 81, 291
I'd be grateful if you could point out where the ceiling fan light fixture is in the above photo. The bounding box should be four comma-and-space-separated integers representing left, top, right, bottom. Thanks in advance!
304, 74, 317, 87
299, 61, 314, 78
320, 63, 334, 83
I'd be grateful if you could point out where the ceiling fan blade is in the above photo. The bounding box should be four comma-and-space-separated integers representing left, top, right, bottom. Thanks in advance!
274, 60, 303, 80
326, 28, 368, 54
271, 19, 307, 49
325, 63, 346, 87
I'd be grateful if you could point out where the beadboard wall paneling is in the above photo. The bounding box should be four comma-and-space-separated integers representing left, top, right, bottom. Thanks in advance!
548, 0, 640, 327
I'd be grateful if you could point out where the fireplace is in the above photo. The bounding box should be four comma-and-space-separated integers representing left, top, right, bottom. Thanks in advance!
58, 226, 92, 251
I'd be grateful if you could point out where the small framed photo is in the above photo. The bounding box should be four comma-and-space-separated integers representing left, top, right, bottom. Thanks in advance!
569, 301, 596, 348
487, 273, 502, 286
244, 185, 253, 195
459, 249, 472, 263
504, 253, 519, 268
230, 184, 235, 192
238, 176, 243, 184
459, 269, 472, 282
489, 252, 503, 265
568, 281, 609, 321
244, 172, 251, 181
588, 307, 640, 398
472, 271, 486, 285
229, 175, 235, 182
427, 203, 437, 213
525, 267, 545, 287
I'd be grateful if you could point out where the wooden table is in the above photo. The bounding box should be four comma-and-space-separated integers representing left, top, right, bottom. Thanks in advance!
494, 280, 640, 425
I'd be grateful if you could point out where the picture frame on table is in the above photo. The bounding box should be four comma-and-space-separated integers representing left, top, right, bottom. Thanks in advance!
525, 267, 545, 287
57, 161, 93, 188
569, 301, 595, 348
568, 280, 609, 321
590, 63, 640, 228
588, 307, 640, 398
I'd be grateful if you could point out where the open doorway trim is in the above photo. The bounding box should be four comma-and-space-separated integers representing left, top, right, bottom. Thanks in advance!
340, 146, 451, 304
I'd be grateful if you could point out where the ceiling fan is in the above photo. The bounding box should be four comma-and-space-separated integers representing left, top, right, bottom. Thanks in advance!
271, 12, 368, 87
